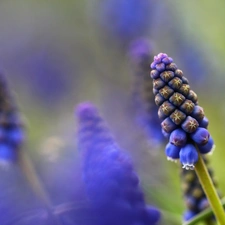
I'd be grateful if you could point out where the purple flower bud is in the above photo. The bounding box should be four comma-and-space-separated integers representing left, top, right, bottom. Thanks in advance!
179, 84, 190, 97
191, 105, 205, 122
183, 210, 196, 221
197, 136, 214, 154
168, 77, 183, 90
160, 71, 174, 82
188, 90, 198, 103
159, 85, 174, 99
181, 116, 199, 133
198, 198, 209, 211
190, 127, 210, 145
169, 128, 187, 147
150, 70, 160, 79
162, 57, 173, 64
165, 63, 177, 71
199, 116, 209, 128
165, 142, 180, 161
180, 144, 198, 170
170, 109, 186, 125
161, 117, 177, 133
155, 63, 165, 72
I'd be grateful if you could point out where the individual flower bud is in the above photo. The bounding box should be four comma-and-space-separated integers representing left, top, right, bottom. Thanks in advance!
188, 90, 198, 103
169, 128, 187, 147
197, 136, 215, 154
160, 71, 174, 82
158, 101, 175, 120
153, 78, 165, 90
190, 127, 210, 145
179, 84, 190, 97
159, 85, 174, 99
181, 116, 199, 133
180, 144, 198, 170
191, 105, 204, 122
199, 116, 209, 128
180, 100, 195, 115
162, 56, 173, 64
161, 117, 177, 133
170, 109, 186, 125
165, 142, 180, 161
168, 77, 183, 90
169, 92, 185, 106
166, 62, 177, 71
183, 210, 196, 221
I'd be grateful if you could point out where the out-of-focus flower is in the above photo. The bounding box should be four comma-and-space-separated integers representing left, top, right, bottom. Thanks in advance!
0, 72, 25, 165
150, 53, 214, 169
98, 0, 151, 43
76, 102, 161, 225
18, 48, 70, 105
181, 156, 221, 221
129, 38, 164, 146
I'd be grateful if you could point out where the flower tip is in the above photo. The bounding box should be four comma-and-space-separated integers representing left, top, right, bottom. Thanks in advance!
182, 164, 195, 170
167, 157, 177, 163
75, 102, 98, 120
129, 38, 152, 60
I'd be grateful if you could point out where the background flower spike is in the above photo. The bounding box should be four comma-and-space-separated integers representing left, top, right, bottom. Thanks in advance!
0, 72, 26, 166
76, 102, 161, 225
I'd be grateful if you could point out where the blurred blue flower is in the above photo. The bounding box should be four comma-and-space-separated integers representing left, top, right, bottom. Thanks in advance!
151, 53, 214, 169
129, 38, 164, 146
181, 157, 220, 222
16, 48, 70, 105
0, 74, 25, 164
98, 0, 151, 43
76, 102, 161, 225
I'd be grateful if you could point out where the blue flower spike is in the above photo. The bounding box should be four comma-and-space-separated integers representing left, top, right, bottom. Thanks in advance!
150, 53, 214, 169
0, 73, 25, 165
76, 102, 161, 225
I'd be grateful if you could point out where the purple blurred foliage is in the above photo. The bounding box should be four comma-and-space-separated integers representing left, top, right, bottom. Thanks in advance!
97, 0, 152, 44
76, 102, 161, 225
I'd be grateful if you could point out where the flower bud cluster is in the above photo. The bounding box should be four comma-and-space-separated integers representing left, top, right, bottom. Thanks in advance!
129, 39, 164, 144
76, 102, 160, 225
150, 53, 214, 169
181, 156, 221, 221
0, 74, 25, 163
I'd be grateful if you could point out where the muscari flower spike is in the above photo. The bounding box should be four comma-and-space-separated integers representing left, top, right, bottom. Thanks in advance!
98, 0, 151, 43
129, 38, 164, 145
76, 102, 161, 225
150, 53, 215, 170
0, 72, 25, 165
181, 156, 222, 221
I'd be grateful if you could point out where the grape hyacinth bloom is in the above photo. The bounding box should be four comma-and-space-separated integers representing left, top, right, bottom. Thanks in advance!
129, 38, 164, 145
76, 102, 160, 225
0, 72, 25, 164
181, 156, 221, 221
98, 0, 151, 43
150, 53, 214, 169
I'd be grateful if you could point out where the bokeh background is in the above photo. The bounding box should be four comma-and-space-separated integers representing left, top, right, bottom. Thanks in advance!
0, 0, 225, 224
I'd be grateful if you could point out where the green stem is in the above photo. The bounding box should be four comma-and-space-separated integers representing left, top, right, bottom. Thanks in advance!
194, 145, 225, 225
183, 198, 225, 225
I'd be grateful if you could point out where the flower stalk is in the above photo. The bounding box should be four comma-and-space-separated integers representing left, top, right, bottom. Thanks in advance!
194, 145, 225, 225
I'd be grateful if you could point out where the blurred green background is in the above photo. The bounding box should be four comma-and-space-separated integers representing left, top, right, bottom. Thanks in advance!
0, 0, 225, 224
